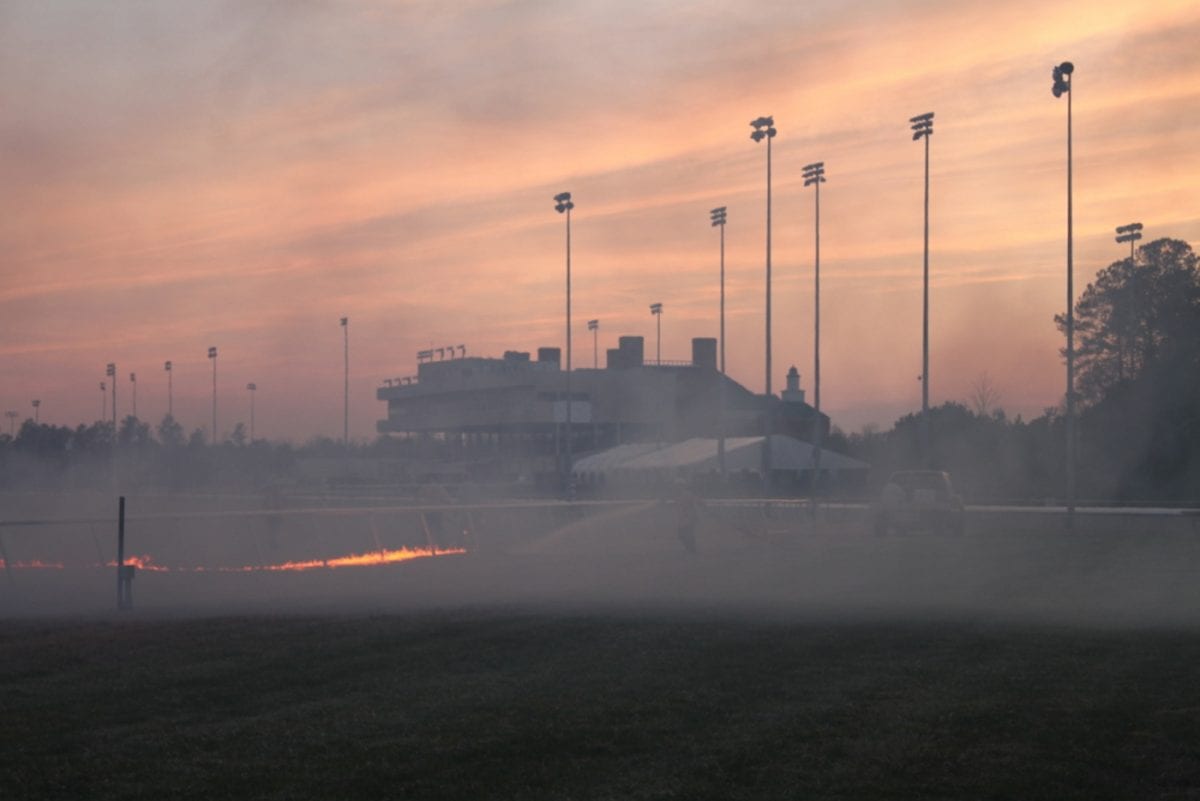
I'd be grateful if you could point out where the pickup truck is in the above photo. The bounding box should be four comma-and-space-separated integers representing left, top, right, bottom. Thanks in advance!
873, 470, 965, 536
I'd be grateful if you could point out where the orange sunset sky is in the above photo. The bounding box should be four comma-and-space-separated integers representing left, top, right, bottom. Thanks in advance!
2, 0, 1199, 442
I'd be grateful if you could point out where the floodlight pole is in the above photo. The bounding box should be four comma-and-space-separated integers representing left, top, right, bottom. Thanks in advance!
711, 206, 728, 477
751, 116, 777, 495
803, 162, 827, 505
106, 363, 117, 431
164, 361, 173, 418
341, 317, 349, 446
340, 316, 350, 448
1115, 223, 1143, 380
208, 346, 218, 445
588, 320, 599, 369
100, 383, 106, 422
1052, 62, 1075, 527
31, 399, 40, 424
554, 192, 575, 496
650, 303, 663, 364
247, 383, 257, 442
129, 373, 137, 419
910, 112, 934, 467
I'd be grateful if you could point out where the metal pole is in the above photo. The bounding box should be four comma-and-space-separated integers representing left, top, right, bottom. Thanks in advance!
344, 324, 350, 445
719, 217, 726, 478
116, 495, 125, 611
565, 206, 573, 496
764, 131, 773, 495
250, 388, 256, 442
0, 531, 12, 586
656, 311, 661, 364
1066, 74, 1076, 527
212, 354, 218, 445
813, 176, 823, 502
921, 132, 931, 466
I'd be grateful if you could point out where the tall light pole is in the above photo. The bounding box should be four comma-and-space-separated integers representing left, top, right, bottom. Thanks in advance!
129, 372, 137, 419
4, 410, 16, 437
31, 399, 40, 424
100, 382, 107, 422
106, 363, 116, 430
1116, 222, 1143, 381
588, 319, 599, 369
803, 161, 827, 499
1115, 222, 1143, 263
246, 382, 257, 442
1052, 60, 1075, 525
208, 346, 218, 444
711, 205, 728, 477
650, 303, 663, 364
910, 112, 934, 466
340, 316, 349, 446
164, 361, 173, 418
751, 115, 777, 494
554, 191, 575, 494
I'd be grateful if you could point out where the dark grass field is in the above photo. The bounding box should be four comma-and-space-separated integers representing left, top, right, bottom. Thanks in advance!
4, 610, 1200, 801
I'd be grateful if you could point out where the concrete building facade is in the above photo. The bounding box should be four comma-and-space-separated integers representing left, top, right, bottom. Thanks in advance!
376, 336, 828, 465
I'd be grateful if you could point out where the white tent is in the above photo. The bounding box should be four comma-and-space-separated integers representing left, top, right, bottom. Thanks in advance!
573, 435, 868, 476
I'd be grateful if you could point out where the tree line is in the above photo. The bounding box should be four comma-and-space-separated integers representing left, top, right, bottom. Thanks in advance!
832, 237, 1200, 503
4, 237, 1197, 501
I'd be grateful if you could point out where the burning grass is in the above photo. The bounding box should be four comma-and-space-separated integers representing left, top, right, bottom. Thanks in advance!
2, 611, 1199, 800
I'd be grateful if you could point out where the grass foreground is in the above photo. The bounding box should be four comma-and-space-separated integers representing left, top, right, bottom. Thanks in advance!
3, 610, 1200, 800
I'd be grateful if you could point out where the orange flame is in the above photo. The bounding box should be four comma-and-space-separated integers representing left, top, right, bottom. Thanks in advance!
231, 545, 467, 573
2, 559, 66, 570
7, 546, 465, 573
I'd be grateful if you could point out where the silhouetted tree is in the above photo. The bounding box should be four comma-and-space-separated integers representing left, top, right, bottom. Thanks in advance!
157, 415, 185, 448
1057, 237, 1199, 404
117, 415, 154, 448
187, 428, 207, 449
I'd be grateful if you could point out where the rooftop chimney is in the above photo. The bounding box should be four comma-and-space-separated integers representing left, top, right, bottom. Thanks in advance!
617, 336, 644, 367
691, 338, 717, 371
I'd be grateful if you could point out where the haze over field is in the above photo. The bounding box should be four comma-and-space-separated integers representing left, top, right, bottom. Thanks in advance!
2, 0, 1199, 440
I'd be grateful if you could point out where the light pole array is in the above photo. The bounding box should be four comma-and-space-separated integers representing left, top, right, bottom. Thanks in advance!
208, 346, 218, 444
554, 191, 575, 493
711, 205, 728, 477
100, 382, 107, 422
1115, 222, 1143, 263
588, 319, 599, 369
1116, 222, 1144, 382
650, 302, 663, 364
910, 111, 934, 466
340, 316, 349, 446
4, 410, 16, 437
803, 161, 827, 497
129, 373, 137, 419
105, 363, 117, 430
1052, 60, 1075, 524
164, 361, 173, 418
751, 115, 777, 493
247, 382, 257, 442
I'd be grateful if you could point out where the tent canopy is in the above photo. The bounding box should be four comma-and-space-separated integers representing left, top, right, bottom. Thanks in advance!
573, 435, 868, 475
